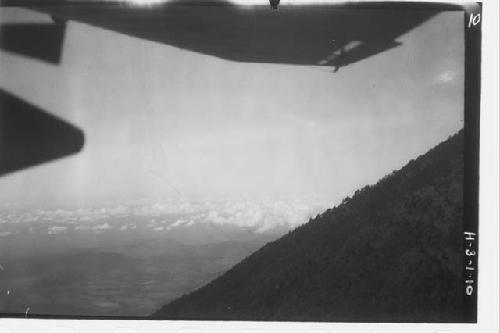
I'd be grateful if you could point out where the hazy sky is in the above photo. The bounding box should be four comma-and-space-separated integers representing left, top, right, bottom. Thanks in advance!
0, 7, 464, 208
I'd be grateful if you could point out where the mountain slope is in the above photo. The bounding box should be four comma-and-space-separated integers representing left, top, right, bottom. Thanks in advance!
153, 130, 464, 322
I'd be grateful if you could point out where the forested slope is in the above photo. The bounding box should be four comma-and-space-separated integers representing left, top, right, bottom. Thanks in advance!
153, 130, 464, 322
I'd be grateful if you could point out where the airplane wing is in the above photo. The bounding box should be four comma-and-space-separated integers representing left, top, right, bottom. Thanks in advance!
0, 90, 84, 177
0, 20, 66, 64
2, 0, 462, 68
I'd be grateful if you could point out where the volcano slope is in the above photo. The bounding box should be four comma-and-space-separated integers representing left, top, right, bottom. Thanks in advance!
153, 130, 465, 322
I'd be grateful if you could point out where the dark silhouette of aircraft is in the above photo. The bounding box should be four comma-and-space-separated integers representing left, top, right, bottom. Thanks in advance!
0, 90, 84, 176
5, 0, 462, 70
0, 20, 66, 64
269, 0, 279, 10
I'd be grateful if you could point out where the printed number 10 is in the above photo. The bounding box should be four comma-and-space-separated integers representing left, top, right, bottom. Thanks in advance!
468, 13, 480, 27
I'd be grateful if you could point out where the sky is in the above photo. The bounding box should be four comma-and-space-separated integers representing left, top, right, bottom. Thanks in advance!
0, 6, 464, 208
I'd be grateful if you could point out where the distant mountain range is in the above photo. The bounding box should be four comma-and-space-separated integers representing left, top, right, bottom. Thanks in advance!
153, 130, 464, 322
0, 195, 329, 316
0, 239, 272, 316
